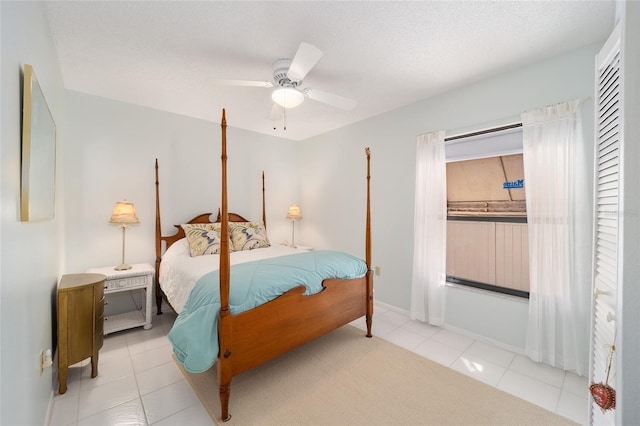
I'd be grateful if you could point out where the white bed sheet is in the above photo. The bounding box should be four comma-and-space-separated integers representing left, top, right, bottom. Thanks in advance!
159, 239, 303, 313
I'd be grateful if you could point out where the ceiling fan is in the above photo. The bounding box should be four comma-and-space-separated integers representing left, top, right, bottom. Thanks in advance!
213, 42, 357, 112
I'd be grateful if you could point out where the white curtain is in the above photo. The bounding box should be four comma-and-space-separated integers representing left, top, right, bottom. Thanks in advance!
522, 100, 592, 375
410, 131, 447, 325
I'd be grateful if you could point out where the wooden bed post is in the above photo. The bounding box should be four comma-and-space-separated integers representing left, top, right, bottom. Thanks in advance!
217, 109, 233, 422
365, 148, 373, 338
154, 159, 164, 315
262, 171, 267, 229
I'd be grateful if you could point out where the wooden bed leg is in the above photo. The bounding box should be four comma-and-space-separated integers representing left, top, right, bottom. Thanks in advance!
366, 271, 373, 338
218, 308, 233, 422
217, 309, 232, 422
218, 377, 232, 422
155, 291, 163, 315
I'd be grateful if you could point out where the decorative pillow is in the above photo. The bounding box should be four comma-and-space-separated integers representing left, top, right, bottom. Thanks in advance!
229, 221, 270, 251
181, 223, 226, 257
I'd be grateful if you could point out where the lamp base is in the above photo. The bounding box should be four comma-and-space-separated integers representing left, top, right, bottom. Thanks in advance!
114, 263, 132, 271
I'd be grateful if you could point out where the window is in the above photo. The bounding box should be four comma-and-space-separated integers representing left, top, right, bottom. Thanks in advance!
445, 126, 529, 298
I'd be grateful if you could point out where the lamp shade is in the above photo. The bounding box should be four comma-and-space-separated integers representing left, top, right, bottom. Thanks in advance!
286, 204, 302, 220
109, 200, 139, 224
272, 87, 304, 108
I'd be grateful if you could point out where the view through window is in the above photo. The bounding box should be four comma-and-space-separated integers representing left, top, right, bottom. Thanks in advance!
446, 151, 529, 298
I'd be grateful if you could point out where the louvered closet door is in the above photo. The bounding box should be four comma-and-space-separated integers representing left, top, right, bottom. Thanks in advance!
589, 23, 621, 426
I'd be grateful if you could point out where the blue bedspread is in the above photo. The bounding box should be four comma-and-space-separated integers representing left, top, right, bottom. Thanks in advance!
168, 250, 367, 373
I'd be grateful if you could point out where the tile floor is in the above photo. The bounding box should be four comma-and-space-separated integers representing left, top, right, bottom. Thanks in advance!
49, 304, 588, 425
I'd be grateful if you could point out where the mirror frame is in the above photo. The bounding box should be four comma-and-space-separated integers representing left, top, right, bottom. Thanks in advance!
21, 64, 56, 221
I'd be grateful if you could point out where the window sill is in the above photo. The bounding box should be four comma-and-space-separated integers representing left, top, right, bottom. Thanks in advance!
445, 276, 529, 300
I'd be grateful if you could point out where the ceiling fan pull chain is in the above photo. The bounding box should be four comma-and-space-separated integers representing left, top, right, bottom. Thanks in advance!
284, 106, 287, 131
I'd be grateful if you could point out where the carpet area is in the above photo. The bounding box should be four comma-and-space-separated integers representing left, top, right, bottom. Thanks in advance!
175, 325, 577, 425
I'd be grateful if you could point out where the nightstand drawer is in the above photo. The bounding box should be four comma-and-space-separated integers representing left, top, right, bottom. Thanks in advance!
104, 275, 149, 292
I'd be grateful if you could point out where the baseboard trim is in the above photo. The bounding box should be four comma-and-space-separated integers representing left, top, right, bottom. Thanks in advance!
373, 299, 525, 356
374, 299, 409, 316
441, 323, 526, 356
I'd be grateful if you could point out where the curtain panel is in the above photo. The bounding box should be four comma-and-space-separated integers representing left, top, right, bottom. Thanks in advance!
411, 131, 447, 325
522, 99, 592, 375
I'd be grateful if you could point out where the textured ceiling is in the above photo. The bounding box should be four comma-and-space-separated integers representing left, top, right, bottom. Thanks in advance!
45, 1, 615, 141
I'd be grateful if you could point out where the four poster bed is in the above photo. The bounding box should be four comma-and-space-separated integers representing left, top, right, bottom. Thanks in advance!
154, 109, 373, 421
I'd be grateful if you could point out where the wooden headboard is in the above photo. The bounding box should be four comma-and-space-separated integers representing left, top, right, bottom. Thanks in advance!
155, 210, 250, 255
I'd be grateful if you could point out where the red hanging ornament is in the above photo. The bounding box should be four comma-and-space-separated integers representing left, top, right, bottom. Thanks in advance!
590, 382, 616, 411
590, 343, 616, 412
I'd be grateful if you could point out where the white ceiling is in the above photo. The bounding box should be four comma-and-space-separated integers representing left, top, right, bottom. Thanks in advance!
45, 1, 615, 141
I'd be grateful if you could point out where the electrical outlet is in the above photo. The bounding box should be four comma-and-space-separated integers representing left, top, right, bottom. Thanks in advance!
39, 349, 53, 375
374, 266, 380, 276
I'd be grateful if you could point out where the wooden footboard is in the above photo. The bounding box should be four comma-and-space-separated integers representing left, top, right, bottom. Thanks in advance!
227, 277, 368, 376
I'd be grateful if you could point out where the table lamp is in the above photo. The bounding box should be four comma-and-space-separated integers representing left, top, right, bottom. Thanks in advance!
286, 204, 302, 248
109, 200, 139, 270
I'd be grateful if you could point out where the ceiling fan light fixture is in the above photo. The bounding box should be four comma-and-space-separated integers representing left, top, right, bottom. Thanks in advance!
272, 87, 304, 108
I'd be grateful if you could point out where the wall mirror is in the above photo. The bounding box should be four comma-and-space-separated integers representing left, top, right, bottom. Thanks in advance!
21, 64, 56, 221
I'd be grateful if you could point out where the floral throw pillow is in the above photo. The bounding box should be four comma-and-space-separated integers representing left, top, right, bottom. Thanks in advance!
181, 223, 225, 257
229, 222, 270, 251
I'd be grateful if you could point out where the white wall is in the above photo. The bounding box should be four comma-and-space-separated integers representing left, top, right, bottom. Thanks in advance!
63, 92, 299, 295
298, 43, 601, 350
0, 2, 66, 424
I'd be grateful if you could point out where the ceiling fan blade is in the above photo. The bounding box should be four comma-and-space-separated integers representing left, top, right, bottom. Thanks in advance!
287, 42, 323, 81
304, 88, 357, 110
210, 79, 273, 88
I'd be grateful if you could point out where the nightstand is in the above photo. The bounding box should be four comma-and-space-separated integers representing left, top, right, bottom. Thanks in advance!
86, 263, 154, 334
57, 273, 105, 394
